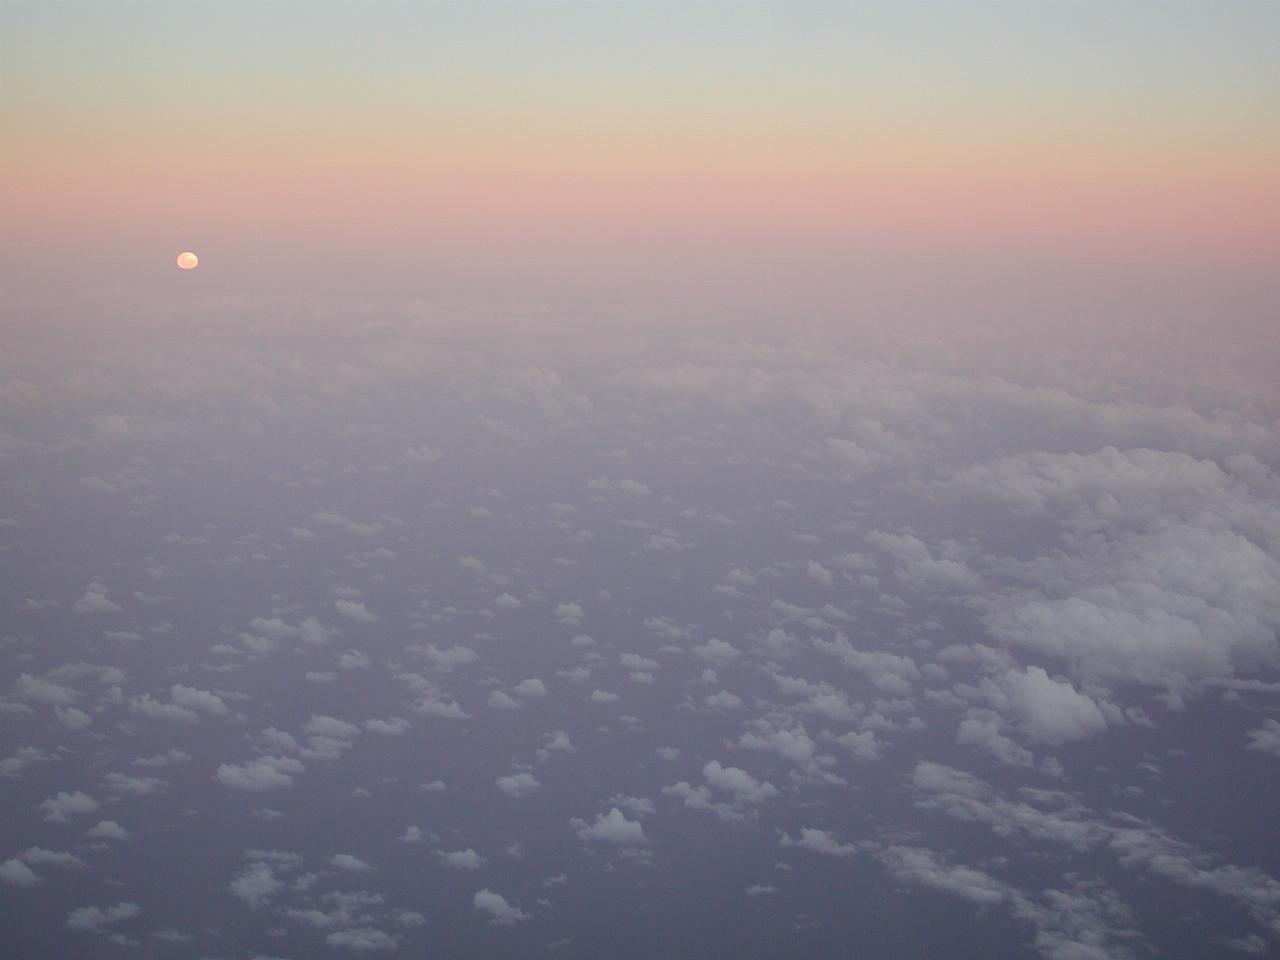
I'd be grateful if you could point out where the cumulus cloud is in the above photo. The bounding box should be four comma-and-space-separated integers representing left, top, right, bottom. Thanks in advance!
1246, 718, 1280, 757
86, 820, 128, 840
780, 828, 859, 858
215, 755, 305, 791
0, 858, 41, 887
40, 790, 99, 822
66, 901, 141, 931
438, 849, 484, 869
473, 889, 529, 925
495, 773, 540, 797
335, 599, 378, 622
326, 927, 399, 951
329, 853, 374, 872
230, 863, 283, 909
571, 808, 647, 846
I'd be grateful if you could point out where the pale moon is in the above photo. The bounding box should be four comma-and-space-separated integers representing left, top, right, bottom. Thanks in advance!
176, 251, 199, 270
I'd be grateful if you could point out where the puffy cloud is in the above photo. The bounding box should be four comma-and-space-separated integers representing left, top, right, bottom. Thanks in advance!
0, 747, 53, 778
835, 730, 883, 762
312, 511, 382, 536
780, 828, 859, 858
40, 790, 99, 822
56, 706, 92, 729
15, 673, 79, 705
983, 667, 1108, 745
512, 677, 548, 699
877, 845, 1008, 905
128, 694, 199, 724
555, 602, 585, 626
1246, 719, 1280, 757
702, 761, 778, 805
335, 599, 378, 622
438, 849, 484, 869
326, 927, 399, 951
738, 718, 819, 770
73, 582, 122, 614
956, 713, 1035, 768
19, 847, 83, 868
329, 853, 374, 872
229, 863, 282, 909
66, 901, 140, 932
364, 717, 410, 735
571, 808, 647, 846
169, 684, 228, 716
693, 638, 740, 664
304, 715, 361, 739
0, 858, 40, 887
495, 773, 540, 797
473, 889, 529, 925
215, 755, 304, 792
86, 820, 128, 840
103, 772, 164, 796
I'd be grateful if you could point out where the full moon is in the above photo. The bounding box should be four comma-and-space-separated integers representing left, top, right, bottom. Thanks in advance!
176, 251, 199, 270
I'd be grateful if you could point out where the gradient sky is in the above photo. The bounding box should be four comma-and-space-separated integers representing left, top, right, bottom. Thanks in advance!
3, 1, 1279, 303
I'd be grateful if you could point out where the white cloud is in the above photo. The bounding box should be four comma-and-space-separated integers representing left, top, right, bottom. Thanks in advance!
495, 773, 540, 797
335, 599, 378, 622
780, 828, 859, 858
0, 858, 40, 887
215, 756, 304, 792
73, 582, 122, 614
169, 684, 228, 717
513, 677, 548, 699
473, 889, 529, 925
571, 808, 647, 846
877, 845, 1008, 905
438, 849, 484, 869
983, 667, 1108, 745
86, 820, 128, 840
40, 790, 99, 822
66, 901, 140, 932
329, 853, 374, 872
326, 927, 399, 951
1246, 718, 1280, 756
230, 863, 282, 909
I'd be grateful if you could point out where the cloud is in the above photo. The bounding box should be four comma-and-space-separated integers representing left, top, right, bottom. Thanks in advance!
169, 684, 228, 716
330, 853, 374, 872
438, 849, 484, 869
66, 901, 141, 931
555, 602, 585, 626
335, 599, 378, 622
693, 638, 740, 664
215, 755, 305, 792
473, 889, 529, 925
20, 847, 83, 868
877, 845, 1008, 905
983, 667, 1108, 745
1246, 719, 1280, 757
229, 863, 282, 909
73, 582, 121, 614
326, 927, 399, 951
304, 715, 362, 738
86, 820, 128, 840
512, 677, 548, 699
495, 773, 540, 797
40, 790, 99, 822
0, 858, 40, 887
571, 807, 648, 846
780, 828, 859, 858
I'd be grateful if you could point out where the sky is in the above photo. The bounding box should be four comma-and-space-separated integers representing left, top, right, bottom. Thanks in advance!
2, 3, 1280, 960
3, 1, 1279, 306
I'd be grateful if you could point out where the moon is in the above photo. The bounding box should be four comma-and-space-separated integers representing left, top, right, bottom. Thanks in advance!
176, 251, 199, 270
